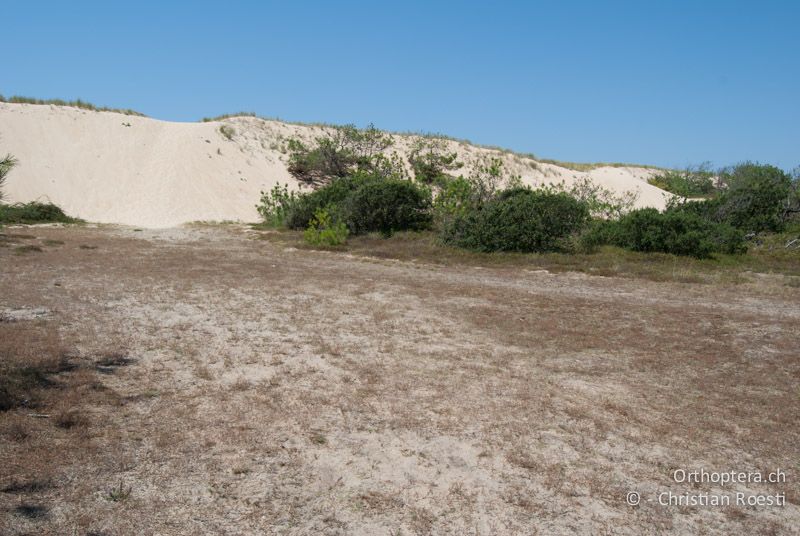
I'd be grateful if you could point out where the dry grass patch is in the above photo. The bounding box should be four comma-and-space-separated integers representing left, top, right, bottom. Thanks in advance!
0, 225, 797, 535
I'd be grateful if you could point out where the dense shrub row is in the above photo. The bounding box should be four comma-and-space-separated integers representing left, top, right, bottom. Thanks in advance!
678, 163, 795, 234
258, 126, 797, 257
583, 209, 746, 258
441, 189, 588, 252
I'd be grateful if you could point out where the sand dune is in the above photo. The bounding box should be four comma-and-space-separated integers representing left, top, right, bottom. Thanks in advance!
0, 103, 671, 227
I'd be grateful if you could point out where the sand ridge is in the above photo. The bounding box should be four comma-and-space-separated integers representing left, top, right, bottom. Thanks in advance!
0, 102, 671, 227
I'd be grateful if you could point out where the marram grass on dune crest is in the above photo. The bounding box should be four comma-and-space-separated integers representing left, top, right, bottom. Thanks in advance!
0, 94, 146, 116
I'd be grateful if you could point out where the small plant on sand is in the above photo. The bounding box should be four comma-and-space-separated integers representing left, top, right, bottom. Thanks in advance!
219, 124, 235, 141
256, 183, 297, 227
0, 202, 79, 224
0, 153, 17, 202
106, 481, 132, 502
304, 208, 349, 246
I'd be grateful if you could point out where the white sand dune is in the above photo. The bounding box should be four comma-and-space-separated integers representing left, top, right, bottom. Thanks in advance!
0, 102, 671, 227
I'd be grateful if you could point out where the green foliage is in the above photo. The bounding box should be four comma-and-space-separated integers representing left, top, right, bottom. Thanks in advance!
285, 175, 376, 230
442, 188, 590, 253
430, 159, 524, 228
407, 138, 462, 185
0, 94, 145, 116
666, 162, 794, 234
544, 177, 639, 219
303, 208, 349, 246
286, 175, 431, 237
367, 153, 408, 181
256, 183, 297, 227
344, 179, 432, 237
465, 157, 507, 207
0, 154, 17, 202
715, 162, 793, 233
648, 165, 716, 197
286, 124, 395, 185
0, 202, 79, 224
433, 176, 475, 226
585, 208, 746, 258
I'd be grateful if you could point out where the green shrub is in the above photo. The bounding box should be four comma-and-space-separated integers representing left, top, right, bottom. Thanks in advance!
442, 188, 589, 252
407, 138, 462, 185
0, 202, 79, 224
345, 179, 432, 237
664, 163, 796, 235
303, 208, 349, 246
286, 124, 394, 185
433, 176, 475, 226
543, 177, 639, 219
256, 183, 297, 227
648, 166, 716, 197
714, 163, 793, 233
591, 208, 746, 258
465, 157, 510, 207
285, 175, 377, 230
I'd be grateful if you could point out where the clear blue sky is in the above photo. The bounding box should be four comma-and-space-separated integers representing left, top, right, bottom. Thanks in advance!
4, 0, 798, 170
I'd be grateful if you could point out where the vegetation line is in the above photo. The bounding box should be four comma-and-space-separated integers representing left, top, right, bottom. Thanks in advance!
0, 94, 146, 117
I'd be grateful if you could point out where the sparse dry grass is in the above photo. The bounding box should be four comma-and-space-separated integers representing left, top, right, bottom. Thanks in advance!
258, 228, 800, 283
0, 225, 797, 535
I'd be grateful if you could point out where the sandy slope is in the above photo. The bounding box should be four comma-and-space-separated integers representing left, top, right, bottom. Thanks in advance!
0, 103, 671, 227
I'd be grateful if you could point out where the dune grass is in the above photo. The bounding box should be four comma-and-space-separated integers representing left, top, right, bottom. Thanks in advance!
201, 112, 258, 122
0, 95, 145, 117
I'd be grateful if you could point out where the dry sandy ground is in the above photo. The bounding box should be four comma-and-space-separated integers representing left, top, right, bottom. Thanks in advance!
0, 102, 670, 227
1, 225, 798, 535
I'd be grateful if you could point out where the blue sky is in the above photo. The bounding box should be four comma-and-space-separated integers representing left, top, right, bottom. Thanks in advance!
4, 0, 798, 170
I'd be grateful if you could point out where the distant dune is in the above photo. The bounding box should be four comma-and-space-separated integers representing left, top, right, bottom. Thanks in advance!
0, 102, 671, 227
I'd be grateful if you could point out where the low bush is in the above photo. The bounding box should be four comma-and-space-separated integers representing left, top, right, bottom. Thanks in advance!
256, 183, 297, 227
286, 124, 394, 185
0, 202, 79, 224
285, 175, 432, 237
714, 163, 794, 233
586, 208, 746, 258
666, 163, 796, 235
432, 176, 475, 226
648, 166, 716, 197
345, 179, 432, 236
303, 208, 349, 246
442, 188, 589, 252
407, 138, 462, 185
285, 175, 377, 230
